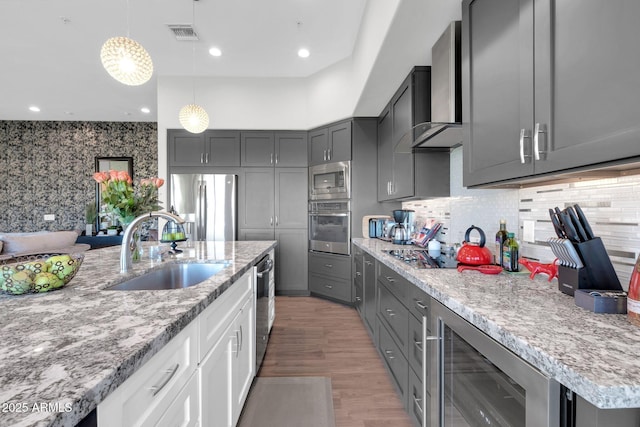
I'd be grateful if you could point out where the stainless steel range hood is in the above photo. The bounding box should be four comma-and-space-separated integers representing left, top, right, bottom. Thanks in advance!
412, 21, 462, 149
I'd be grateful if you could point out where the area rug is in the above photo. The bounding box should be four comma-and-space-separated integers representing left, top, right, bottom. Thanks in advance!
238, 376, 336, 427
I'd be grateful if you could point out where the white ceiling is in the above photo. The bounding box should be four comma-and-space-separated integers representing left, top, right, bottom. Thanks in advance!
0, 0, 367, 122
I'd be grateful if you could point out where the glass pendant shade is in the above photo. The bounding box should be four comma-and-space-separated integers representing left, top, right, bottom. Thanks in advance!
179, 104, 209, 134
100, 36, 153, 86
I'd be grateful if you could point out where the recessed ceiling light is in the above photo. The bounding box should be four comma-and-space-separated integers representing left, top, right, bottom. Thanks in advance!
29, 106, 40, 112
209, 47, 222, 57
140, 107, 151, 114
297, 48, 310, 58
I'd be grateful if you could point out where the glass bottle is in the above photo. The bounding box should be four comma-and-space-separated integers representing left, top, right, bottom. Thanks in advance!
502, 232, 519, 272
628, 255, 640, 326
495, 219, 508, 266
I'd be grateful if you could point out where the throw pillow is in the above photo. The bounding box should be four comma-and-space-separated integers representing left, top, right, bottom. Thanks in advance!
2, 231, 78, 255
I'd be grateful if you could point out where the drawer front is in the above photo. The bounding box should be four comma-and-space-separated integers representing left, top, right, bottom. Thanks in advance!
309, 252, 351, 279
199, 269, 253, 360
156, 371, 199, 427
309, 272, 352, 302
98, 321, 198, 427
408, 314, 430, 386
408, 286, 431, 326
377, 321, 409, 402
377, 262, 409, 304
408, 364, 429, 427
377, 283, 409, 354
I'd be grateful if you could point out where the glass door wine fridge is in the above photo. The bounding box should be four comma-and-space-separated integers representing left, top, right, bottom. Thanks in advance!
430, 300, 560, 427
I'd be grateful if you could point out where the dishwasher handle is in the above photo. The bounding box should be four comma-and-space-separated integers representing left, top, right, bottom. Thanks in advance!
256, 258, 274, 279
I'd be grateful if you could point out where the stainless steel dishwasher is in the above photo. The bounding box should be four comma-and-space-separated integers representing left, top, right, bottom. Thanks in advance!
255, 254, 273, 372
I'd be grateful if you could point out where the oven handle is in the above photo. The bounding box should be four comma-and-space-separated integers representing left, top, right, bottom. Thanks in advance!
309, 212, 350, 217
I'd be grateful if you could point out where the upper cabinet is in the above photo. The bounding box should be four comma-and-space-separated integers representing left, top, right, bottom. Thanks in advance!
168, 129, 240, 167
241, 131, 308, 167
378, 67, 450, 201
463, 0, 640, 187
308, 120, 352, 166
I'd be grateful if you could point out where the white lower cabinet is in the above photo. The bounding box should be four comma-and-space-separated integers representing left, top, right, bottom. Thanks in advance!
98, 268, 256, 427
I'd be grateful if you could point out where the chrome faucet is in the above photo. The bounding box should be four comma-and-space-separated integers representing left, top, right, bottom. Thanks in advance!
120, 211, 185, 274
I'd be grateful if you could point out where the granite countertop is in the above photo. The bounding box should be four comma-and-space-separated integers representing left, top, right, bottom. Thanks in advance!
353, 238, 640, 410
0, 240, 276, 427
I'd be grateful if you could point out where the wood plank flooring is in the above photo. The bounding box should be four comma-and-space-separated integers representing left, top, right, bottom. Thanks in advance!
259, 296, 414, 427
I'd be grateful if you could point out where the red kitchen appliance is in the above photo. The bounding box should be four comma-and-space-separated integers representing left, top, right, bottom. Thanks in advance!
456, 225, 493, 266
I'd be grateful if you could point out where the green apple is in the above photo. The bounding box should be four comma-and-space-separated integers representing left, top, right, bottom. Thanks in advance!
4, 270, 35, 295
33, 272, 64, 292
0, 265, 18, 291
19, 260, 49, 274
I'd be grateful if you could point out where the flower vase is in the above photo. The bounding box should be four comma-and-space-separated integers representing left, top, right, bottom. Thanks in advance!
122, 221, 143, 263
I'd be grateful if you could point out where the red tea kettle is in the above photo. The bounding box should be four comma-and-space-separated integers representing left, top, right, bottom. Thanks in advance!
456, 225, 493, 265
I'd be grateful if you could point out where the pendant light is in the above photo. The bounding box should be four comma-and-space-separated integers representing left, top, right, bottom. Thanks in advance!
179, 0, 209, 134
100, 0, 153, 86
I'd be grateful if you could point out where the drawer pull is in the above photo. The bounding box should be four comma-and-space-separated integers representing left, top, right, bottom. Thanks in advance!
414, 300, 428, 310
364, 260, 372, 266
355, 271, 362, 276
384, 349, 395, 360
355, 296, 362, 301
324, 284, 333, 289
324, 264, 333, 268
385, 276, 396, 283
385, 308, 395, 317
149, 363, 180, 396
414, 340, 423, 352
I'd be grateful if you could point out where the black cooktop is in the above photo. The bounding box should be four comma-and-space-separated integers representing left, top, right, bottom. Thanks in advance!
382, 249, 458, 269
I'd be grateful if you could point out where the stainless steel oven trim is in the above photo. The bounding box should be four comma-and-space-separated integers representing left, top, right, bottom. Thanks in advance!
308, 161, 351, 200
430, 300, 560, 427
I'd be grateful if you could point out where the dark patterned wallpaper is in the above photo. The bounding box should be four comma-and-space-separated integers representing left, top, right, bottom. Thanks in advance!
0, 121, 157, 232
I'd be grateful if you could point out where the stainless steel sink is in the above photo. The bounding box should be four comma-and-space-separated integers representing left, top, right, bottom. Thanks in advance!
106, 262, 229, 291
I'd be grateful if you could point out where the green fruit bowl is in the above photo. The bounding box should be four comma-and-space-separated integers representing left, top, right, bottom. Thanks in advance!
0, 253, 85, 295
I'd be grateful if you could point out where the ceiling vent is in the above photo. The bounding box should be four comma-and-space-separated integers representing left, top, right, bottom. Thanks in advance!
167, 24, 199, 41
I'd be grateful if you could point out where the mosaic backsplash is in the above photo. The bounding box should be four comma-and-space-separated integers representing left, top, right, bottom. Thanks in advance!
404, 147, 640, 288
0, 121, 158, 233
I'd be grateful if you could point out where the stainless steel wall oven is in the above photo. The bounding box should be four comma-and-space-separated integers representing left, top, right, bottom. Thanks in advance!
308, 200, 351, 255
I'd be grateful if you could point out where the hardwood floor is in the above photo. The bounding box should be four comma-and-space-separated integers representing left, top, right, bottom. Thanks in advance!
259, 296, 414, 427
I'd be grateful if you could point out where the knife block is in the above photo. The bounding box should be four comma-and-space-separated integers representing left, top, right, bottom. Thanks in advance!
557, 237, 622, 296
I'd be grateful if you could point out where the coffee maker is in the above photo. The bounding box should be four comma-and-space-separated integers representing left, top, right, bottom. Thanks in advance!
390, 209, 414, 244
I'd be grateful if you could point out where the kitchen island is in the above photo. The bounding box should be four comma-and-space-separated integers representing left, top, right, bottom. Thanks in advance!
354, 238, 640, 412
0, 240, 275, 427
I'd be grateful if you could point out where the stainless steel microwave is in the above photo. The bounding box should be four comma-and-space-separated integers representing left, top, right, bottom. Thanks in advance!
309, 161, 351, 200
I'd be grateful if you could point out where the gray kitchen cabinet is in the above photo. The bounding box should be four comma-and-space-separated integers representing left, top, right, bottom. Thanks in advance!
362, 253, 376, 338
275, 168, 308, 228
353, 248, 364, 317
308, 251, 352, 303
463, 0, 640, 187
274, 228, 308, 294
378, 67, 450, 201
241, 131, 307, 167
308, 120, 352, 166
240, 168, 275, 229
168, 129, 240, 167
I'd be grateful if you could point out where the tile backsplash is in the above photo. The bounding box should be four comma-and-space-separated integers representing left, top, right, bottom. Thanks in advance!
404, 147, 640, 288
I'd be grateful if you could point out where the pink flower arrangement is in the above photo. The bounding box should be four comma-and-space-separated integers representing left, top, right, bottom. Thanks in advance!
93, 170, 164, 226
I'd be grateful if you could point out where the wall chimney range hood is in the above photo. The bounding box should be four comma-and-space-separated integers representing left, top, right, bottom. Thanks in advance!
412, 21, 462, 149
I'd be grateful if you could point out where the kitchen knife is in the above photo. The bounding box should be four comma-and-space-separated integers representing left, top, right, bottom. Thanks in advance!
565, 206, 588, 242
558, 211, 580, 243
562, 239, 584, 269
574, 204, 595, 240
548, 209, 566, 238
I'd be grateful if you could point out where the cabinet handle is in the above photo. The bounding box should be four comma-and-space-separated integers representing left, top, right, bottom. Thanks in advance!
534, 123, 547, 160
324, 264, 333, 268
270, 153, 274, 165
415, 300, 428, 310
275, 153, 278, 164
149, 363, 180, 396
205, 152, 209, 163
275, 216, 279, 226
355, 271, 362, 276
384, 349, 395, 360
519, 129, 531, 164
270, 217, 273, 226
327, 148, 331, 160
385, 276, 395, 283
239, 324, 243, 352
364, 260, 372, 266
413, 394, 424, 415
414, 340, 423, 352
324, 284, 333, 289
323, 149, 327, 161
235, 331, 240, 358
200, 153, 205, 164
355, 296, 362, 301
385, 308, 395, 317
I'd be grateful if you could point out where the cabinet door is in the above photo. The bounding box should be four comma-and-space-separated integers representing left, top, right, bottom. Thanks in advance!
241, 131, 275, 167
240, 168, 275, 228
275, 168, 307, 229
168, 130, 207, 167
274, 228, 308, 293
200, 322, 234, 427
363, 254, 376, 335
308, 128, 329, 166
390, 77, 416, 199
377, 105, 393, 201
533, 0, 640, 174
206, 131, 240, 167
275, 131, 308, 167
462, 0, 535, 186
327, 121, 351, 163
232, 297, 255, 426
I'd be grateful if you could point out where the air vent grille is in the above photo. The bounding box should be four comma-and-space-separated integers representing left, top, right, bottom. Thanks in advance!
167, 24, 199, 41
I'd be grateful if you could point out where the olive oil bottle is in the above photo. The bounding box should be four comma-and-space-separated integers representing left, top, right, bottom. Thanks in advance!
495, 220, 508, 266
502, 232, 519, 272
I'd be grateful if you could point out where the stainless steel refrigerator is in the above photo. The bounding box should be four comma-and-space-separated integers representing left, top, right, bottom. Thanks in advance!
170, 174, 238, 241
